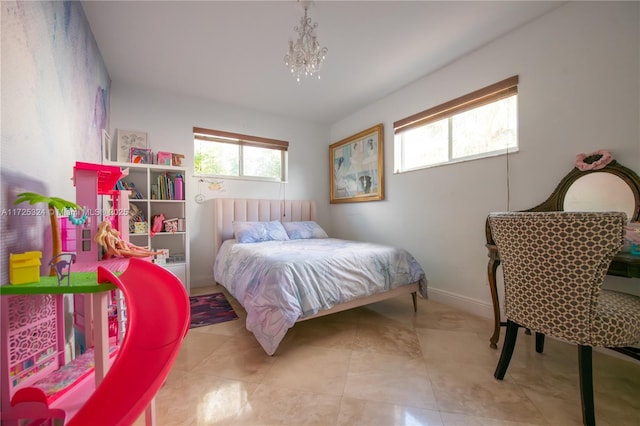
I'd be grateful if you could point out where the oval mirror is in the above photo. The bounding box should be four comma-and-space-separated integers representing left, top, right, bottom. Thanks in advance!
563, 172, 635, 220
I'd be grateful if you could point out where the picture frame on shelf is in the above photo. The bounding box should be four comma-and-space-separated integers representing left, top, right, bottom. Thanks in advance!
102, 129, 111, 162
329, 123, 384, 204
117, 129, 148, 162
172, 153, 185, 166
156, 151, 172, 166
130, 147, 152, 164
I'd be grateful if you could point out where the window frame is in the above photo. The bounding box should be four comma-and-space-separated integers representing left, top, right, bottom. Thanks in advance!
393, 75, 519, 173
193, 127, 289, 182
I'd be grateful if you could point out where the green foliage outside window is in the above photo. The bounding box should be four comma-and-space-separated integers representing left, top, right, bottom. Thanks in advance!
194, 138, 284, 181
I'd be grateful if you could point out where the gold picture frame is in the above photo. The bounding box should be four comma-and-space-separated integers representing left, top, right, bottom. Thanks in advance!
329, 123, 384, 203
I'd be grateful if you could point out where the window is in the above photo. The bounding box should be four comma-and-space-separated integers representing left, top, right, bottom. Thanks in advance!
393, 75, 518, 173
194, 127, 288, 181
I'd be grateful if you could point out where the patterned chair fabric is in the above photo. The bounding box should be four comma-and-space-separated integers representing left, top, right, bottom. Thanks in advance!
488, 211, 640, 348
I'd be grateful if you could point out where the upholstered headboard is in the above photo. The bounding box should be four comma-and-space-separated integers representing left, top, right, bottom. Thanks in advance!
213, 198, 317, 259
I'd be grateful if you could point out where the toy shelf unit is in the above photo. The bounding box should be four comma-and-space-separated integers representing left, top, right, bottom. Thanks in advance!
112, 162, 189, 291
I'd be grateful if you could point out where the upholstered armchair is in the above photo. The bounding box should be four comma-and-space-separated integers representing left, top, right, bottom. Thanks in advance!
487, 211, 640, 426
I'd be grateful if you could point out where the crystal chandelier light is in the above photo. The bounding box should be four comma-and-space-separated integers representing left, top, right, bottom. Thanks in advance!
284, 1, 328, 83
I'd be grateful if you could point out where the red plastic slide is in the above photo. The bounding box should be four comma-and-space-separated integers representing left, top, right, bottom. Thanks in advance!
67, 258, 190, 426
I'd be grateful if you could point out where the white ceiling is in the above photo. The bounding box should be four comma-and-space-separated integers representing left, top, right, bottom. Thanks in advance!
81, 1, 563, 125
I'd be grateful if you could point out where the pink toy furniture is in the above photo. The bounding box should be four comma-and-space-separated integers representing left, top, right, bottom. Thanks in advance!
68, 258, 190, 425
0, 163, 180, 425
59, 217, 76, 252
0, 274, 117, 425
72, 162, 131, 355
72, 162, 129, 265
0, 258, 188, 425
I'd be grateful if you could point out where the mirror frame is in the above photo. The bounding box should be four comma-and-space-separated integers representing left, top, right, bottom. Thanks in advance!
486, 160, 640, 244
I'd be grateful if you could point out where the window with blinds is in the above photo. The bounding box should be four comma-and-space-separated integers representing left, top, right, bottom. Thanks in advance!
194, 127, 288, 181
393, 76, 519, 173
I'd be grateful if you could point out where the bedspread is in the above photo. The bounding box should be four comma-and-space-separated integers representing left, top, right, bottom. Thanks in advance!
213, 238, 427, 355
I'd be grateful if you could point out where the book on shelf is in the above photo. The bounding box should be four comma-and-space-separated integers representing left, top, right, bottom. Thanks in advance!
156, 173, 176, 200
116, 180, 144, 199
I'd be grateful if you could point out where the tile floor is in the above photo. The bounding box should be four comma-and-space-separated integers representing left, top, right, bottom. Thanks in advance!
137, 285, 640, 425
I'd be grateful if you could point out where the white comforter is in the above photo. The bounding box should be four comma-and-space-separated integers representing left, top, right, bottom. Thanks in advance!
213, 238, 427, 355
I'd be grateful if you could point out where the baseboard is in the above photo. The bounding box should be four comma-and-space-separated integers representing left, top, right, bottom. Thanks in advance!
426, 287, 496, 320
190, 275, 216, 289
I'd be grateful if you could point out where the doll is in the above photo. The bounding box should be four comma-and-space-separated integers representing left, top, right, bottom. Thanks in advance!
95, 220, 161, 259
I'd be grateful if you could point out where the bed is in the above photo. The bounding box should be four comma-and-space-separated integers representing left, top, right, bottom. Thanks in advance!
212, 198, 427, 355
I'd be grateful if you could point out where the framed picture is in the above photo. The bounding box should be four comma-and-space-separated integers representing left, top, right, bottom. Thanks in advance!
172, 153, 185, 167
117, 129, 148, 162
130, 147, 152, 164
330, 123, 384, 203
156, 151, 172, 165
101, 129, 111, 163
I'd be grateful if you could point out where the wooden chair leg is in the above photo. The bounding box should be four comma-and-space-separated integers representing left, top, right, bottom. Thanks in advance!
578, 345, 595, 426
535, 332, 545, 353
494, 320, 519, 380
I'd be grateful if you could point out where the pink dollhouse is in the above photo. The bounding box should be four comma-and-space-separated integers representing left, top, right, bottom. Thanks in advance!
1, 162, 133, 423
71, 162, 132, 353
73, 161, 130, 265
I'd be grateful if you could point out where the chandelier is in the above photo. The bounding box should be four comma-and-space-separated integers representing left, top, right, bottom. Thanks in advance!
284, 1, 328, 82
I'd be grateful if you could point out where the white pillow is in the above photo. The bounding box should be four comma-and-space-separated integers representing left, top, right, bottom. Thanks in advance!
232, 220, 289, 243
282, 221, 329, 239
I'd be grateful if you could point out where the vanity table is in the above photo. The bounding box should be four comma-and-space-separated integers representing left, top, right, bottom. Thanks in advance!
485, 160, 640, 357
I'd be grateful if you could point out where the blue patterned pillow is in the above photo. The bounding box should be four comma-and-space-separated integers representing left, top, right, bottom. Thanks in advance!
282, 221, 329, 240
233, 221, 289, 243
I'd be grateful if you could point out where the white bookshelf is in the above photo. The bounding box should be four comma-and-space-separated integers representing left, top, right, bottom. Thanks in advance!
109, 161, 189, 292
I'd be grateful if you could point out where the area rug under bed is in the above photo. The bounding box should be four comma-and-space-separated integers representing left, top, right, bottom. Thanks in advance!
189, 292, 239, 328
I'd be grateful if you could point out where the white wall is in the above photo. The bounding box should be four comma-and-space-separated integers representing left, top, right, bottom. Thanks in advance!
329, 1, 640, 316
1, 1, 110, 283
109, 2, 640, 315
108, 83, 330, 287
